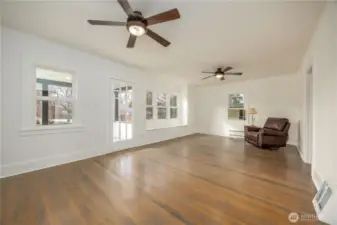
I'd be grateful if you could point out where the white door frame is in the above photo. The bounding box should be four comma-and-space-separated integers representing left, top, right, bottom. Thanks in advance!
305, 66, 313, 164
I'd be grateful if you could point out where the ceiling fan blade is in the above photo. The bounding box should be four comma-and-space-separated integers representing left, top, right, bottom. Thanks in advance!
222, 67, 233, 73
146, 29, 170, 47
202, 75, 214, 80
87, 20, 126, 26
202, 72, 215, 74
146, 8, 180, 26
126, 35, 137, 48
225, 72, 243, 76
117, 0, 134, 16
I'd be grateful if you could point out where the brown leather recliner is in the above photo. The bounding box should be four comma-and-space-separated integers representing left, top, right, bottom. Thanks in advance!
244, 118, 290, 149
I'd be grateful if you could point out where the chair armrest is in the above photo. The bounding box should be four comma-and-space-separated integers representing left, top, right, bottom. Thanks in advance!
261, 128, 285, 137
244, 125, 261, 132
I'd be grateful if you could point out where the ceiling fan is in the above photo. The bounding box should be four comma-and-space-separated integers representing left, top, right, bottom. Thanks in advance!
87, 0, 181, 48
202, 67, 243, 81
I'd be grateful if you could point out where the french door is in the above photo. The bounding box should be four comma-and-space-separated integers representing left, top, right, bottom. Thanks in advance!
111, 79, 133, 142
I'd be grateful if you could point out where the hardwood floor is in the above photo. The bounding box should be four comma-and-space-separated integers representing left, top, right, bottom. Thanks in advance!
1, 134, 322, 225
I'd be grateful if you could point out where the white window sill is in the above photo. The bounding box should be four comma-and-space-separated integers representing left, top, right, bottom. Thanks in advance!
145, 124, 188, 131
20, 124, 84, 136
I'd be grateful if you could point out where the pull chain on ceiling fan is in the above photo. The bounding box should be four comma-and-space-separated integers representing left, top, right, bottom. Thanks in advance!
87, 0, 181, 48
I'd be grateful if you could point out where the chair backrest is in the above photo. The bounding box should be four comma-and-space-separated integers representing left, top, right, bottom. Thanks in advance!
263, 118, 289, 132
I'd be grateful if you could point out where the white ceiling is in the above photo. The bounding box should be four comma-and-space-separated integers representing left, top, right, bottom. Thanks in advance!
1, 0, 324, 84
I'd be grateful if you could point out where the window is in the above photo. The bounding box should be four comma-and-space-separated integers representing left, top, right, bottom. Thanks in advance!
146, 92, 179, 121
170, 95, 178, 119
146, 91, 153, 120
112, 83, 133, 142
228, 93, 245, 120
157, 93, 167, 119
35, 68, 74, 126
145, 91, 183, 130
229, 93, 244, 108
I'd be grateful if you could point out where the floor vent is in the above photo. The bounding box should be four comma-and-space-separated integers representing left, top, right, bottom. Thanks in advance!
313, 181, 337, 224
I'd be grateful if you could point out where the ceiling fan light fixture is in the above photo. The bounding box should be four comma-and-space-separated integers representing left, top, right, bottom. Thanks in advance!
127, 21, 146, 36
202, 67, 242, 81
128, 25, 146, 36
88, 1, 181, 48
215, 73, 224, 79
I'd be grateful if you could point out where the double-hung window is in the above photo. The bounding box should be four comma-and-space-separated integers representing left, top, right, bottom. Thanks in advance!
35, 68, 75, 126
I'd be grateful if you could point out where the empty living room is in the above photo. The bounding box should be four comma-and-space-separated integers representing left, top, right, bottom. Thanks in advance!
0, 1, 336, 224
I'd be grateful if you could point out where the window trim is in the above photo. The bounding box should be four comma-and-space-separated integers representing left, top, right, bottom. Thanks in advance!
146, 91, 180, 121
20, 124, 84, 136
20, 51, 83, 132
145, 90, 183, 130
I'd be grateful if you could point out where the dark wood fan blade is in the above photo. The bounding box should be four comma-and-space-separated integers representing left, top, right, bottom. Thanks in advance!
225, 72, 243, 76
202, 75, 214, 80
146, 8, 180, 26
146, 29, 170, 47
117, 0, 134, 16
222, 67, 233, 73
202, 72, 215, 74
127, 35, 137, 48
88, 20, 126, 26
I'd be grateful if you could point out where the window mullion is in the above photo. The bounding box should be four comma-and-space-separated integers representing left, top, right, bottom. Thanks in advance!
118, 87, 121, 141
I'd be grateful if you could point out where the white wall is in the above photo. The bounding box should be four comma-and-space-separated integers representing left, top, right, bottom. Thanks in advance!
1, 27, 193, 177
298, 3, 337, 187
193, 75, 302, 145
0, 14, 2, 176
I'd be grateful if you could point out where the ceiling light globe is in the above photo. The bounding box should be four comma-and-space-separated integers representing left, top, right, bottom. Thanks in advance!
128, 25, 146, 36
215, 74, 223, 79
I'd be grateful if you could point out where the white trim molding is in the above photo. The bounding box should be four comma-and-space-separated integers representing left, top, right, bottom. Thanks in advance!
1, 147, 100, 178
295, 145, 310, 164
312, 170, 323, 190
20, 124, 84, 136
145, 124, 187, 131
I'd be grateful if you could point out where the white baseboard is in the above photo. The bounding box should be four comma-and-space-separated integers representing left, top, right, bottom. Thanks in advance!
287, 140, 298, 146
1, 149, 103, 178
285, 140, 310, 164
312, 170, 323, 190
295, 145, 310, 164
199, 131, 235, 139
291, 142, 312, 164
1, 132, 196, 179
110, 132, 195, 152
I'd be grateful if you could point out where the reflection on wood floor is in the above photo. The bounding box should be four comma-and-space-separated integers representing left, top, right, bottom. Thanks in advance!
1, 134, 323, 225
